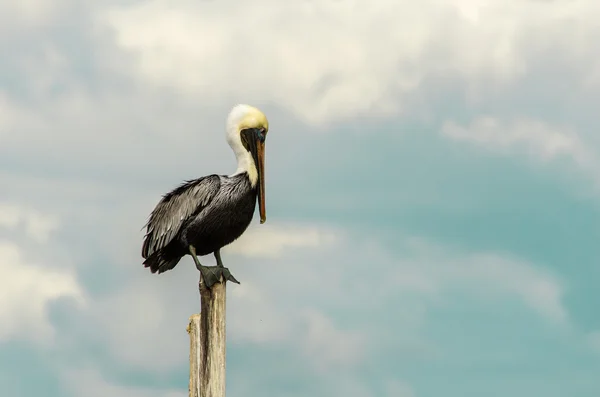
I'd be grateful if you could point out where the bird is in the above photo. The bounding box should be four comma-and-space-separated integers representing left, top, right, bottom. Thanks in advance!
141, 104, 269, 288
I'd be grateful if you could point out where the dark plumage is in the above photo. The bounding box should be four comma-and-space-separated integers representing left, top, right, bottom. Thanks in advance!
141, 172, 256, 274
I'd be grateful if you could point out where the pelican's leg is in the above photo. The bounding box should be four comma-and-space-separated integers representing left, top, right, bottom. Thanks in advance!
189, 245, 239, 288
214, 249, 225, 268
214, 249, 239, 284
188, 245, 203, 271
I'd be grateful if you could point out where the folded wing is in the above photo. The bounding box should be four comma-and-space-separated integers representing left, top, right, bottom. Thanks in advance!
141, 175, 221, 259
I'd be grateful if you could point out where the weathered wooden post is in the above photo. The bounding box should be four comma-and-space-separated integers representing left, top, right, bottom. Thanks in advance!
187, 275, 228, 397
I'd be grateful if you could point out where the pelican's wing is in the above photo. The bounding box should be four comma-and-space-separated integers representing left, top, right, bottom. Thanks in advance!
142, 174, 221, 258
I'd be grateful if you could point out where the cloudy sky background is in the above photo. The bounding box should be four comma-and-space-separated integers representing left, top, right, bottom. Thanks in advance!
1, 0, 600, 396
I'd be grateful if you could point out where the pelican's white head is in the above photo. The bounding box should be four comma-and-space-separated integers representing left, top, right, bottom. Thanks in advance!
225, 104, 269, 223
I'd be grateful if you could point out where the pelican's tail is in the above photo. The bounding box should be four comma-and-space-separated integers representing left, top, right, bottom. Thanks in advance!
143, 250, 181, 274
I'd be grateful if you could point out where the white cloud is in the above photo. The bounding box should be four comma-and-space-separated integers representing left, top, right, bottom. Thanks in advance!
225, 223, 338, 258
0, 240, 84, 342
0, 203, 84, 344
455, 253, 567, 323
228, 282, 367, 373
441, 117, 600, 187
0, 202, 60, 243
75, 222, 365, 374
393, 238, 569, 324
442, 117, 591, 164
352, 240, 568, 327
1, 0, 598, 198
76, 222, 569, 380
100, 0, 600, 125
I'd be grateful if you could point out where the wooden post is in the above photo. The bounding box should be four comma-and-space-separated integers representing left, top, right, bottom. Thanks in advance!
187, 275, 227, 397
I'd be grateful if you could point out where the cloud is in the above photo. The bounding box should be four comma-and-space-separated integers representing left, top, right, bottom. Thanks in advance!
0, 203, 60, 243
227, 283, 369, 374
441, 117, 593, 165
65, 222, 569, 382
66, 223, 364, 374
396, 238, 568, 323
100, 0, 600, 125
453, 253, 567, 323
2, 0, 599, 202
441, 117, 600, 189
0, 203, 84, 344
224, 223, 338, 258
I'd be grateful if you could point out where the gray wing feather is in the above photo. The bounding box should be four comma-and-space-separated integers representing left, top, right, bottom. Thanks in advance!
142, 175, 221, 258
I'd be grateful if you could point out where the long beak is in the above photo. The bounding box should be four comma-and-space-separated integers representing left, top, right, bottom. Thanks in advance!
257, 140, 266, 223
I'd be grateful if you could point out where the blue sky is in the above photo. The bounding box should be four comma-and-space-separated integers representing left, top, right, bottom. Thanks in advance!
1, 0, 600, 396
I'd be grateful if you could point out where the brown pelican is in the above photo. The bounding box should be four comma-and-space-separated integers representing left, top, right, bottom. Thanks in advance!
141, 104, 269, 288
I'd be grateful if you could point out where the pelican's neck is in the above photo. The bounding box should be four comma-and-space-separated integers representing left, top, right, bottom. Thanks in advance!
233, 149, 258, 187
227, 126, 258, 187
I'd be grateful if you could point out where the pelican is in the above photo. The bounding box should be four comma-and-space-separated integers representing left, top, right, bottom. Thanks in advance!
141, 104, 269, 288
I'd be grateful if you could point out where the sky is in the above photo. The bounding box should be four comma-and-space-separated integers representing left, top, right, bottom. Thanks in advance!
1, 0, 600, 396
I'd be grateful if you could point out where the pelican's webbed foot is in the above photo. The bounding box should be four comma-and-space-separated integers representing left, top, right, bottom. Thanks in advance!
189, 246, 240, 288
198, 265, 240, 288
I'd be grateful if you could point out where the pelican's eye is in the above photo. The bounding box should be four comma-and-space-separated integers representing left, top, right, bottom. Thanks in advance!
256, 128, 266, 143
